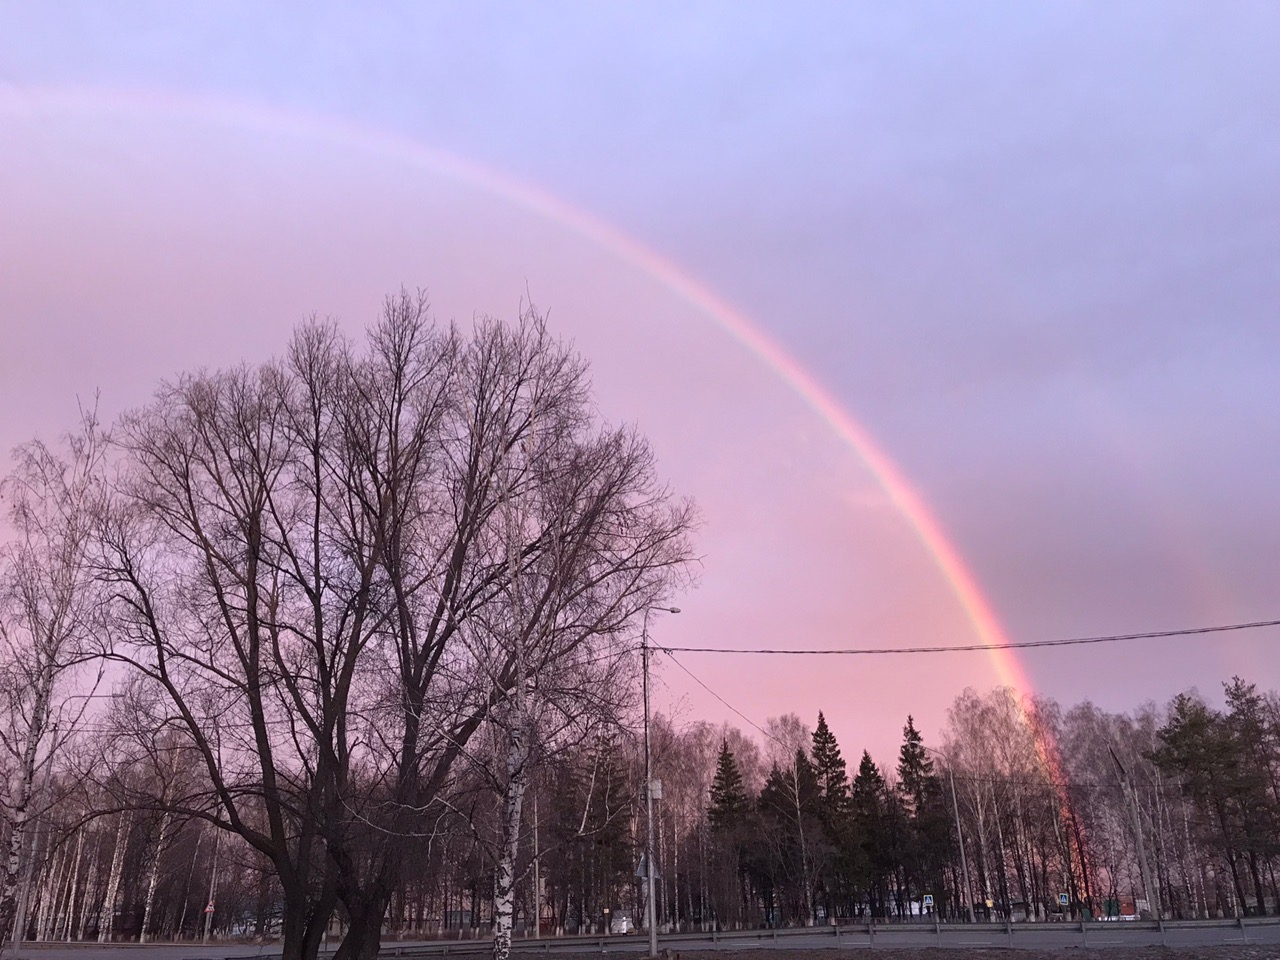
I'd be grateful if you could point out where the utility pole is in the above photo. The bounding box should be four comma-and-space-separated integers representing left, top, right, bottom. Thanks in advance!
1109, 745, 1159, 920
202, 828, 220, 944
642, 606, 679, 958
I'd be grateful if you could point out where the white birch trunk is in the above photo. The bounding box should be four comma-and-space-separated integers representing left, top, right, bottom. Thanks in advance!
63, 830, 84, 942
993, 796, 1010, 916
492, 732, 529, 960
672, 817, 680, 932
0, 787, 32, 944
0, 675, 52, 945
74, 834, 100, 942
139, 810, 171, 943
97, 812, 131, 942
36, 843, 65, 941
791, 759, 813, 923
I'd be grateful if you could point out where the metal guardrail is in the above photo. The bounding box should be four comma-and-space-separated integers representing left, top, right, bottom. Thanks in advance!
369, 915, 1280, 957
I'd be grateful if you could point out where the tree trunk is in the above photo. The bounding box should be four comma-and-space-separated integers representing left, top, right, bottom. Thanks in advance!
140, 810, 172, 942
277, 876, 337, 960
0, 678, 52, 945
74, 832, 101, 942
493, 736, 530, 960
333, 890, 389, 960
98, 812, 131, 942
35, 843, 64, 941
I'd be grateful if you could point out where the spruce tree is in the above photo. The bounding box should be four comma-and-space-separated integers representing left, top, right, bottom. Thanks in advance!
894, 716, 948, 918
851, 751, 890, 918
757, 751, 823, 925
896, 715, 934, 815
812, 711, 850, 823
709, 739, 750, 832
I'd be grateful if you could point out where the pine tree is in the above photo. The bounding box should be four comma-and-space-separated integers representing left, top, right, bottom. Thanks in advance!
757, 751, 823, 925
852, 751, 886, 808
894, 716, 948, 918
896, 716, 934, 816
707, 740, 756, 927
709, 740, 750, 832
1155, 693, 1254, 915
851, 751, 890, 918
812, 712, 850, 823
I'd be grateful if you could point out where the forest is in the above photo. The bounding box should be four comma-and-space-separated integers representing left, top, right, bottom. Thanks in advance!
2, 295, 1278, 960
5, 679, 1280, 949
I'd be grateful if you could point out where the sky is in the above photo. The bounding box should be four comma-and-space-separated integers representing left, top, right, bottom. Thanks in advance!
2, 2, 1279, 766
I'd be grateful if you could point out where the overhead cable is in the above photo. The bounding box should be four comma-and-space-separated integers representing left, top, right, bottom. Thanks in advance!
660, 617, 1280, 656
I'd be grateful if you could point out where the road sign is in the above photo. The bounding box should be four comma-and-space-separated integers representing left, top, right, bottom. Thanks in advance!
1058, 893, 1069, 906
922, 895, 934, 907
204, 901, 215, 914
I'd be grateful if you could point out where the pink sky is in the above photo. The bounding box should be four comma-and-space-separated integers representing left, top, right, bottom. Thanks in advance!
4, 6, 1280, 766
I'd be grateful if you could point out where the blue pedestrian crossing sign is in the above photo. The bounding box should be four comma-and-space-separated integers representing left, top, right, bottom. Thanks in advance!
1058, 893, 1070, 906
922, 895, 934, 907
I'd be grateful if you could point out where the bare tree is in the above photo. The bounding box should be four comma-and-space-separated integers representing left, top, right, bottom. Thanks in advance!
92, 293, 694, 960
0, 410, 106, 949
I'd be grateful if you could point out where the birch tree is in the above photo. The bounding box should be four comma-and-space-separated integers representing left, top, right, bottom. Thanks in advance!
0, 411, 106, 947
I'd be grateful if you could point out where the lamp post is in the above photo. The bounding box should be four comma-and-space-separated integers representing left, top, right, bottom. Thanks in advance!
642, 605, 679, 959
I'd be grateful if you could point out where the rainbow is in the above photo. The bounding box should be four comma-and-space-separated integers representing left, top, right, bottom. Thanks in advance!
0, 84, 1035, 696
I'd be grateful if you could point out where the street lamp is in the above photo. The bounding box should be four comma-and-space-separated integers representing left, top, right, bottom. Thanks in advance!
642, 605, 679, 959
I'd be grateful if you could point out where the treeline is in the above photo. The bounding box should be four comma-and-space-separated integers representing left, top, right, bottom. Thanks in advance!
684, 679, 1280, 928
5, 677, 1280, 948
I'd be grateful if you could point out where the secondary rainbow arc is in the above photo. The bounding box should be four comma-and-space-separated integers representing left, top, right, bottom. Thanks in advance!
1, 83, 1033, 696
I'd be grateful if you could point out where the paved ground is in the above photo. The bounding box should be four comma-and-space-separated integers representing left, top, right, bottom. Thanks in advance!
10, 920, 1280, 960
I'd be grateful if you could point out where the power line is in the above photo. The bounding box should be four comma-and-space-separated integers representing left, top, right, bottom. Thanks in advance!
662, 651, 788, 750
660, 616, 1280, 656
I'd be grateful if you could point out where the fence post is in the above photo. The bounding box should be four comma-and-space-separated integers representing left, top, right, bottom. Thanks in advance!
1080, 919, 1088, 948
1239, 915, 1249, 944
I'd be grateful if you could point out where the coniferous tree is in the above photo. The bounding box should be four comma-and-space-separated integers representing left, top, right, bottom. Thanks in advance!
1155, 694, 1242, 911
812, 713, 850, 821
757, 750, 823, 925
897, 717, 933, 815
1223, 678, 1280, 913
851, 751, 891, 918
706, 741, 754, 927
895, 716, 951, 918
709, 741, 750, 831
810, 712, 853, 918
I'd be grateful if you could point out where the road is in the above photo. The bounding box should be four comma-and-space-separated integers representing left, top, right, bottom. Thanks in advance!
11, 918, 1280, 960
